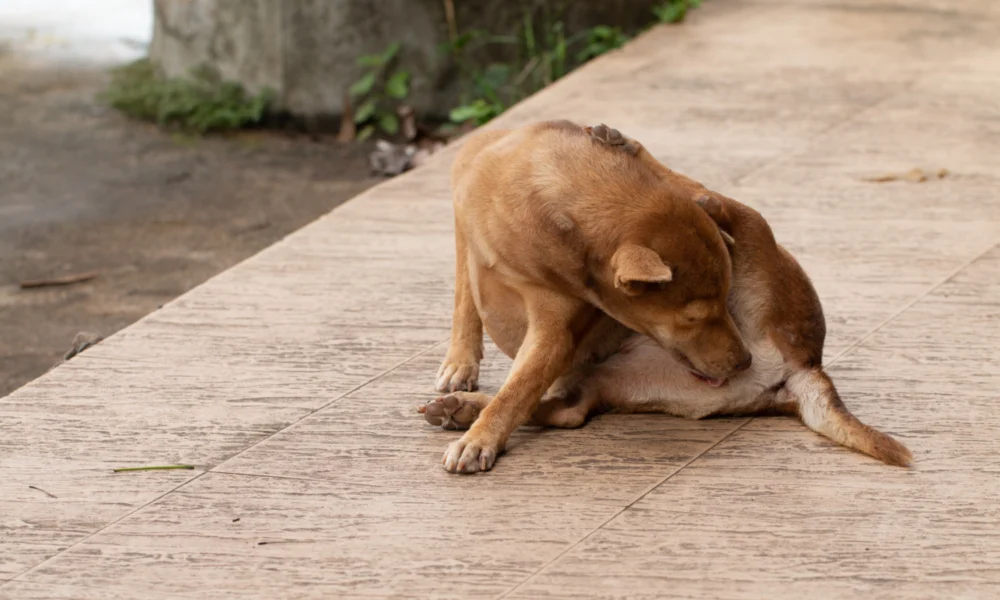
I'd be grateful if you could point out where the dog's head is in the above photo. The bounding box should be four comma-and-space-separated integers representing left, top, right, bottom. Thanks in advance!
600, 194, 750, 384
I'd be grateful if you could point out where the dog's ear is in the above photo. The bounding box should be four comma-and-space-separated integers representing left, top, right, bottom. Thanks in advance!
695, 194, 735, 248
612, 244, 673, 296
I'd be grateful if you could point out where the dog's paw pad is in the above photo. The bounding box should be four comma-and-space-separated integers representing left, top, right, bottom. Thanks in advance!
420, 394, 481, 430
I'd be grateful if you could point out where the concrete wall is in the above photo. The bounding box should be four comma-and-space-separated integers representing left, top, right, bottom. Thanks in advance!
150, 0, 284, 98
149, 0, 662, 119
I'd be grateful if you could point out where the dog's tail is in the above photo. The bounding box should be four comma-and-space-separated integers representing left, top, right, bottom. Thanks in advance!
785, 368, 912, 467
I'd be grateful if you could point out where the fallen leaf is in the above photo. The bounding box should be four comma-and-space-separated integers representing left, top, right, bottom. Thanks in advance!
113, 465, 196, 473
863, 168, 949, 183
20, 271, 98, 289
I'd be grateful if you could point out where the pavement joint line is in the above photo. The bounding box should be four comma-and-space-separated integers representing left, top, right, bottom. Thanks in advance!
8, 236, 993, 589
493, 239, 999, 599
827, 239, 1000, 366
209, 337, 450, 470
495, 417, 753, 599
210, 470, 384, 484
2, 469, 209, 587
1, 336, 449, 588
650, 239, 1000, 523
495, 71, 970, 600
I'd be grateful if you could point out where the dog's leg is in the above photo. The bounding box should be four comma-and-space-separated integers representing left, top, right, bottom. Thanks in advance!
436, 221, 484, 393
541, 314, 631, 400
441, 293, 577, 473
424, 315, 627, 434
420, 385, 601, 431
529, 386, 604, 429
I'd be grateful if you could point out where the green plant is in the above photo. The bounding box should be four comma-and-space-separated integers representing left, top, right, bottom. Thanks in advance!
520, 12, 570, 90
102, 59, 272, 133
446, 13, 573, 127
447, 1, 702, 128
448, 58, 510, 125
575, 25, 630, 62
653, 0, 703, 24
449, 98, 502, 126
350, 43, 410, 141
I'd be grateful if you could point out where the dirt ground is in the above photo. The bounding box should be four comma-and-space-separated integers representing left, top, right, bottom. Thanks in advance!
0, 58, 378, 397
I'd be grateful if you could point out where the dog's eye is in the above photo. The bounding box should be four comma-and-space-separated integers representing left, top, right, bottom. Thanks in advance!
682, 301, 711, 323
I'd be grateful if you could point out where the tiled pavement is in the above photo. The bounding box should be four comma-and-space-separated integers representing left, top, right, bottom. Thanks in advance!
3, 1, 999, 598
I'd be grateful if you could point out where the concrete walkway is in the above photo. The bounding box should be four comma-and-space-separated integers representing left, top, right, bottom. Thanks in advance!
0, 0, 150, 66
3, 0, 999, 597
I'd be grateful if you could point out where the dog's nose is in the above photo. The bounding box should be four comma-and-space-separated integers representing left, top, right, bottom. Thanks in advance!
734, 352, 753, 373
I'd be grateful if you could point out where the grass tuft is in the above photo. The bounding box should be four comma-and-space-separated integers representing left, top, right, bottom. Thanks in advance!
102, 59, 273, 134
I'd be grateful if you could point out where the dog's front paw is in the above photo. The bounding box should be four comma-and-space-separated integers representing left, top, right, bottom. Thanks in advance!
418, 392, 484, 430
435, 358, 480, 393
441, 431, 500, 474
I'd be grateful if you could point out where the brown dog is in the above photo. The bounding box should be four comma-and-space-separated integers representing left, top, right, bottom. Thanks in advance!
424, 126, 912, 468
429, 121, 752, 473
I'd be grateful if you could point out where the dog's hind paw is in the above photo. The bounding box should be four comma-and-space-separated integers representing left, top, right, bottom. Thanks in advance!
586, 124, 640, 156
418, 392, 487, 430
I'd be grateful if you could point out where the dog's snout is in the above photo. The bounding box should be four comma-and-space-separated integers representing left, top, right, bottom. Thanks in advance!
734, 351, 753, 373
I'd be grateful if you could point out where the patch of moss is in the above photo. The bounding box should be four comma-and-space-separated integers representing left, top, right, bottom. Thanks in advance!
102, 59, 273, 134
